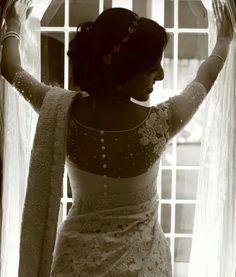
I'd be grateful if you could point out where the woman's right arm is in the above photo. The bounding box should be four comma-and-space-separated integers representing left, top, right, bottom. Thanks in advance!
193, 2, 233, 92
193, 38, 231, 93
165, 3, 234, 139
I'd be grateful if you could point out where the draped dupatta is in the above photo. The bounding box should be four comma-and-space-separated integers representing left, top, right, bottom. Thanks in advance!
189, 1, 236, 276
18, 88, 82, 277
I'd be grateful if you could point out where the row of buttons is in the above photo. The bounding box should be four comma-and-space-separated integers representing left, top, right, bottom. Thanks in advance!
101, 132, 108, 196
100, 131, 107, 172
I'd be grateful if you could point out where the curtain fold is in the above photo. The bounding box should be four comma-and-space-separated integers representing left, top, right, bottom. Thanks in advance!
0, 1, 51, 276
188, 1, 236, 276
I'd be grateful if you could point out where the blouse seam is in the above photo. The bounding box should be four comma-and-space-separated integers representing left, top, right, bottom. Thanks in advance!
71, 107, 154, 133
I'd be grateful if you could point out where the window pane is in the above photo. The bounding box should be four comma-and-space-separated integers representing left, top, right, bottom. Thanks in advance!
67, 202, 73, 215
174, 262, 189, 277
164, 33, 174, 90
176, 143, 201, 166
69, 0, 100, 26
165, 0, 174, 28
67, 175, 72, 198
58, 203, 63, 227
176, 170, 198, 200
162, 143, 174, 166
175, 204, 195, 233
178, 33, 208, 90
41, 0, 65, 27
69, 32, 77, 91
177, 108, 205, 144
104, 0, 112, 10
161, 170, 172, 199
41, 32, 64, 87
175, 238, 192, 262
161, 204, 171, 233
133, 0, 149, 17
178, 0, 208, 29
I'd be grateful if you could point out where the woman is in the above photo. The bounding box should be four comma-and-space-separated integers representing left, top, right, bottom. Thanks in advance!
1, 0, 234, 276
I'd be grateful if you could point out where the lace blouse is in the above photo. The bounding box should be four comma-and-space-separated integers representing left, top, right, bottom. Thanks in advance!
65, 81, 207, 180
13, 69, 207, 180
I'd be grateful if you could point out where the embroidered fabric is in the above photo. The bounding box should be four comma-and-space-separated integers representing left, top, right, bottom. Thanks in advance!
51, 174, 172, 277
11, 68, 207, 276
51, 81, 207, 276
12, 70, 51, 113
17, 87, 84, 277
181, 82, 207, 115
66, 103, 170, 178
66, 81, 207, 178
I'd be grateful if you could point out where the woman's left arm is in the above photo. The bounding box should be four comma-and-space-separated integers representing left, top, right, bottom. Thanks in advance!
1, 0, 51, 114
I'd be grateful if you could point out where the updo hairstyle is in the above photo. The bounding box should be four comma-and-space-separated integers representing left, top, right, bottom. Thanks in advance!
67, 8, 168, 94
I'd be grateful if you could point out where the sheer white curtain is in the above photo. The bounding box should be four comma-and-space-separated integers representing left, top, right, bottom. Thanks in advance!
188, 1, 236, 276
1, 1, 51, 276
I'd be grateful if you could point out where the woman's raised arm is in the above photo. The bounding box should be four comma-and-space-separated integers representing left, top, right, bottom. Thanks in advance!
1, 0, 51, 114
165, 1, 234, 139
193, 1, 233, 91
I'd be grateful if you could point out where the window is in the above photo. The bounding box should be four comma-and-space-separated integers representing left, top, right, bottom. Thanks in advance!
161, 1, 208, 276
41, 1, 208, 276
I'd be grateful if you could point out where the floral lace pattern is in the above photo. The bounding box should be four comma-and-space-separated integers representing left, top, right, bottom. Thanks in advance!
138, 103, 170, 155
11, 67, 207, 277
66, 103, 170, 178
52, 81, 207, 276
51, 181, 172, 277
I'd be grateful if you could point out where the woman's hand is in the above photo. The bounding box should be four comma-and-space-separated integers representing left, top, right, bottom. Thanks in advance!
5, 0, 33, 28
213, 0, 234, 42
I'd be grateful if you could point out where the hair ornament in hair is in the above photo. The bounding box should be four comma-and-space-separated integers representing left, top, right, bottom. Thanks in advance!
103, 13, 139, 65
77, 22, 94, 33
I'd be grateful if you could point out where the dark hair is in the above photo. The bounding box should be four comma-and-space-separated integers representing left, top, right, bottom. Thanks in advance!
67, 8, 168, 94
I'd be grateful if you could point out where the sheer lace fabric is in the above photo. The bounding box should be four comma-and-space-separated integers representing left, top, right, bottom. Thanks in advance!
51, 168, 172, 277
13, 70, 51, 113
67, 104, 170, 178
5, 62, 208, 276
51, 81, 207, 276
66, 81, 207, 179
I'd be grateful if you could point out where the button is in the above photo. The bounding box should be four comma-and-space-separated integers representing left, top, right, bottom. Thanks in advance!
100, 139, 105, 143
102, 154, 106, 159
103, 174, 107, 178
102, 164, 107, 168
103, 184, 108, 188
100, 130, 104, 135
103, 192, 108, 196
101, 146, 106, 150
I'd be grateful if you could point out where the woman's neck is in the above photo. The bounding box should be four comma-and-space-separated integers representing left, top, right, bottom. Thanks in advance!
89, 85, 131, 102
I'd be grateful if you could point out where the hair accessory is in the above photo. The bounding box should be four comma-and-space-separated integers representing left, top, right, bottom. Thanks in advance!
2, 31, 20, 43
209, 54, 225, 63
103, 13, 139, 65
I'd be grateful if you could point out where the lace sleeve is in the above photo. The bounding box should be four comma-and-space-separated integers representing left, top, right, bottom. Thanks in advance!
12, 69, 51, 114
166, 81, 207, 138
